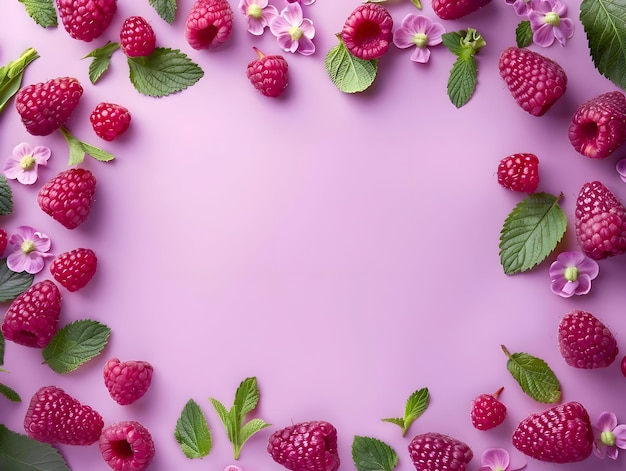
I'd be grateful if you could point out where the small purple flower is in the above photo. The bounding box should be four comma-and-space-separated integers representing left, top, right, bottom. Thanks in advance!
3, 142, 50, 185
616, 158, 626, 182
6, 225, 53, 274
479, 448, 526, 471
393, 14, 445, 63
238, 0, 278, 36
528, 0, 574, 47
549, 251, 599, 298
593, 411, 626, 459
269, 2, 315, 56
504, 0, 536, 17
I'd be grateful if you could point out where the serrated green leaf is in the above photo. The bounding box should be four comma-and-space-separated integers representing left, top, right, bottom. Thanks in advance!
580, 0, 626, 90
380, 417, 405, 427
0, 259, 34, 303
352, 436, 398, 471
234, 377, 260, 417
516, 20, 533, 47
0, 48, 39, 115
0, 424, 70, 471
239, 418, 271, 445
83, 42, 120, 85
175, 399, 212, 459
0, 175, 13, 215
325, 37, 377, 94
447, 56, 477, 108
502, 345, 561, 403
499, 192, 567, 274
441, 31, 464, 55
127, 48, 204, 97
59, 126, 115, 165
18, 0, 57, 27
42, 320, 111, 374
0, 382, 21, 402
149, 0, 177, 24
382, 387, 429, 436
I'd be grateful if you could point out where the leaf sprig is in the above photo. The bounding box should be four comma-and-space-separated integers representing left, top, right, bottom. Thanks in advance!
382, 387, 430, 436
0, 47, 39, 114
442, 28, 486, 108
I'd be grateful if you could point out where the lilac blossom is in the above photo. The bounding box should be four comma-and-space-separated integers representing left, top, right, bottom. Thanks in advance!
3, 142, 50, 185
393, 14, 445, 63
528, 0, 574, 47
238, 0, 278, 35
269, 2, 315, 55
593, 411, 626, 459
6, 225, 53, 274
479, 448, 526, 471
549, 251, 599, 298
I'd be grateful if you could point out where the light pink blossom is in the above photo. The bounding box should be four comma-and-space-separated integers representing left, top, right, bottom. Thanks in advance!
593, 411, 626, 459
6, 225, 53, 274
3, 142, 50, 185
393, 14, 445, 63
528, 0, 574, 47
479, 448, 526, 471
269, 2, 315, 55
238, 0, 278, 35
549, 251, 599, 298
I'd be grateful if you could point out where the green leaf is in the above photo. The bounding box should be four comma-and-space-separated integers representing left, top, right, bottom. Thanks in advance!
515, 20, 533, 48
499, 192, 567, 274
0, 175, 13, 215
447, 56, 477, 108
59, 126, 115, 165
42, 320, 111, 374
502, 345, 561, 403
0, 382, 21, 402
83, 42, 121, 85
580, 0, 626, 90
0, 259, 34, 303
238, 418, 271, 447
325, 36, 377, 94
0, 48, 39, 115
382, 387, 429, 436
0, 424, 70, 471
175, 399, 212, 459
234, 377, 260, 417
149, 0, 177, 24
127, 48, 204, 97
18, 0, 57, 27
352, 436, 398, 471
441, 31, 464, 55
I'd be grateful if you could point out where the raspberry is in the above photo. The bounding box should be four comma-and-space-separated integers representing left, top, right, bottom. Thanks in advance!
120, 16, 156, 57
49, 248, 97, 292
496, 153, 540, 193
90, 102, 132, 141
24, 385, 104, 445
15, 77, 83, 136
575, 180, 626, 260
99, 421, 155, 471
56, 0, 118, 42
408, 432, 473, 471
104, 357, 154, 405
470, 387, 506, 430
568, 91, 626, 159
247, 47, 289, 98
341, 4, 393, 60
0, 229, 7, 256
1, 280, 61, 348
558, 310, 618, 369
498, 46, 567, 116
185, 0, 234, 50
512, 401, 593, 463
37, 168, 97, 230
432, 0, 492, 20
267, 421, 340, 471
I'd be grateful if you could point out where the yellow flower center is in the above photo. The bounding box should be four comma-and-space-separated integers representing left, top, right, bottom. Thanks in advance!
247, 4, 263, 19
289, 26, 303, 41
19, 155, 35, 170
545, 11, 560, 26
564, 266, 578, 282
413, 32, 428, 48
21, 240, 35, 255
601, 430, 616, 446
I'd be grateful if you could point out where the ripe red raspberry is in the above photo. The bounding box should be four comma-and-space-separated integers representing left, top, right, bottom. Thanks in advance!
90, 102, 132, 141
498, 46, 567, 116
99, 421, 155, 471
408, 432, 473, 471
56, 0, 118, 42
432, 0, 492, 20
497, 153, 540, 193
0, 229, 7, 256
49, 248, 97, 292
120, 16, 156, 57
470, 387, 506, 430
568, 91, 626, 159
24, 385, 104, 445
15, 77, 83, 136
247, 47, 289, 98
37, 168, 97, 230
185, 0, 233, 50
104, 357, 154, 405
267, 421, 340, 471
575, 181, 626, 260
1, 280, 61, 348
341, 4, 393, 60
558, 310, 618, 369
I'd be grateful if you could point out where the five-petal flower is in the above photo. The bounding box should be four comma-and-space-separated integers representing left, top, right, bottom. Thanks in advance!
393, 14, 445, 63
238, 0, 278, 35
528, 0, 574, 47
479, 448, 526, 471
593, 411, 626, 459
7, 225, 53, 274
3, 142, 51, 185
549, 251, 599, 298
269, 2, 315, 55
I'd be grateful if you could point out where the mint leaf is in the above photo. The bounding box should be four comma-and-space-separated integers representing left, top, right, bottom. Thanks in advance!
18, 0, 57, 27
502, 345, 561, 403
59, 126, 115, 165
580, 0, 626, 90
83, 42, 120, 85
127, 48, 204, 97
0, 424, 70, 470
0, 48, 39, 115
516, 20, 533, 47
325, 36, 377, 93
0, 382, 21, 402
0, 259, 34, 302
209, 376, 271, 459
175, 399, 212, 459
352, 436, 398, 471
149, 0, 177, 24
0, 175, 13, 215
443, 28, 485, 108
42, 320, 111, 374
382, 387, 429, 436
499, 192, 567, 274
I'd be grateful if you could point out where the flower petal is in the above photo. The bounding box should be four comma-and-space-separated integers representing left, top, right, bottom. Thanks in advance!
596, 411, 618, 432
612, 424, 626, 448
33, 233, 51, 253
533, 24, 556, 47
3, 158, 23, 180
247, 17, 266, 35
550, 277, 571, 297
578, 256, 599, 279
480, 448, 510, 470
12, 142, 33, 159
269, 15, 290, 35
6, 251, 26, 273
394, 28, 417, 49
297, 36, 316, 55
282, 2, 303, 26
31, 145, 51, 164
616, 158, 626, 180
574, 274, 591, 295
17, 168, 38, 185
13, 225, 36, 242
593, 441, 608, 459
426, 22, 446, 45
299, 18, 315, 39
22, 253, 44, 274
410, 46, 431, 63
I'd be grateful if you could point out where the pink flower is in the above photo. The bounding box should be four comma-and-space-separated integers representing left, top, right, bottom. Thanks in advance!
479, 448, 526, 471
593, 411, 626, 459
549, 251, 599, 298
224, 466, 243, 471
3, 142, 50, 185
269, 2, 315, 55
504, 0, 536, 17
287, 0, 315, 4
238, 0, 278, 35
528, 0, 574, 47
7, 225, 53, 274
393, 14, 445, 63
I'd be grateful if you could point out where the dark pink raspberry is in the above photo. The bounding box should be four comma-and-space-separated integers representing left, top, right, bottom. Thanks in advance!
470, 387, 507, 430
247, 47, 289, 98
120, 15, 156, 57
56, 0, 118, 42
90, 102, 131, 141
408, 432, 473, 471
185, 0, 233, 50
99, 421, 155, 471
49, 248, 97, 292
104, 357, 154, 405
0, 229, 7, 256
341, 4, 393, 60
558, 310, 618, 369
